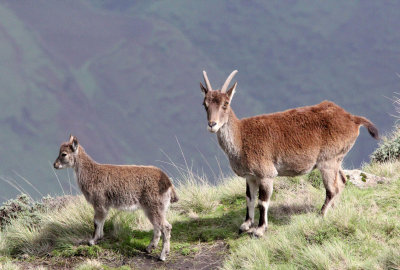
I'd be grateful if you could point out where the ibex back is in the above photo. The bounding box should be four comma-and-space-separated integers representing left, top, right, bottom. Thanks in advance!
200, 70, 378, 237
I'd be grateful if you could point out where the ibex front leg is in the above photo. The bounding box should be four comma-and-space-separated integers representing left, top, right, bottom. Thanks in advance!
239, 177, 258, 234
89, 206, 108, 245
252, 178, 273, 238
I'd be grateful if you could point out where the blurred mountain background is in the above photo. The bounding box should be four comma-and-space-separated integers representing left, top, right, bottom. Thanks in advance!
0, 0, 398, 201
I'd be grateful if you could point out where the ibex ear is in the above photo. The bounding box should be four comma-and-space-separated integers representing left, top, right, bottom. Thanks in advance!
68, 134, 74, 143
226, 82, 237, 103
70, 136, 79, 152
200, 82, 208, 95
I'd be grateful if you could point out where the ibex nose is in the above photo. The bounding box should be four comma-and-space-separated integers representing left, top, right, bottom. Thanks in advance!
53, 161, 60, 169
208, 121, 217, 128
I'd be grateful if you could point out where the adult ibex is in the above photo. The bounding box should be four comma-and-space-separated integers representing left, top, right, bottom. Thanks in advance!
200, 70, 378, 237
53, 135, 178, 261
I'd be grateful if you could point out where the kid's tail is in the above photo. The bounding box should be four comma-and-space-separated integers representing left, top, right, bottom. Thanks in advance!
170, 187, 179, 203
353, 116, 379, 140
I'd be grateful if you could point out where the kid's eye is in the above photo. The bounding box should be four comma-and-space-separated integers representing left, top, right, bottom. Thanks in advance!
61, 153, 67, 157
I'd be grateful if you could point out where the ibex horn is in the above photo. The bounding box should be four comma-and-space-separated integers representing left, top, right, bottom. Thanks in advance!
202, 71, 213, 91
221, 70, 238, 93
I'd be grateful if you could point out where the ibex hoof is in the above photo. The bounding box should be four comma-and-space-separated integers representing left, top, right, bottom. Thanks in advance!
251, 227, 266, 238
159, 255, 166, 261
146, 245, 154, 254
239, 222, 253, 234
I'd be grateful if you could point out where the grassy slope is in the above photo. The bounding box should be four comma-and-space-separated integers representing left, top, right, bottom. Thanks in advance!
0, 161, 400, 269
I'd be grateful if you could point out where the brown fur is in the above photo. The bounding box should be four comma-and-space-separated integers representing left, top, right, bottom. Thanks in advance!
53, 135, 178, 261
200, 71, 378, 237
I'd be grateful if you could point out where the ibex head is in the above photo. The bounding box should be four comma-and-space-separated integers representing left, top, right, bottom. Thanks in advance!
54, 135, 79, 169
200, 70, 238, 133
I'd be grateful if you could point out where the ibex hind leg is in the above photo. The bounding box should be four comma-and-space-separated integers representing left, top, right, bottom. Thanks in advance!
159, 220, 172, 261
159, 194, 172, 261
145, 196, 172, 261
330, 169, 346, 208
319, 161, 343, 217
145, 210, 162, 255
145, 211, 171, 261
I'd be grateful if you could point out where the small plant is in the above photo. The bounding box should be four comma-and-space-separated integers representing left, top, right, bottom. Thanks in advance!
360, 172, 367, 182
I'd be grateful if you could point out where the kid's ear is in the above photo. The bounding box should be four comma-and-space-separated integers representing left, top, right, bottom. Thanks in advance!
68, 134, 74, 143
200, 82, 208, 95
226, 82, 237, 103
69, 135, 79, 152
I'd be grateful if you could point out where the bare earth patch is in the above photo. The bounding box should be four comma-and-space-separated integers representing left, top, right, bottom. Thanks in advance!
130, 241, 227, 270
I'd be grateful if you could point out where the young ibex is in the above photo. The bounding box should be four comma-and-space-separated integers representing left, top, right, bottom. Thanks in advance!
53, 135, 178, 261
200, 70, 378, 237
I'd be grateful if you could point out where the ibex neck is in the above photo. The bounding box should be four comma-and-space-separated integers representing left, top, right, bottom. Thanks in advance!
74, 146, 97, 183
217, 109, 241, 158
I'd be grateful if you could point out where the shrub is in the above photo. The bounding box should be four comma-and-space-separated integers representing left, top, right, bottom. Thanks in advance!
371, 126, 400, 163
0, 194, 40, 229
0, 194, 73, 230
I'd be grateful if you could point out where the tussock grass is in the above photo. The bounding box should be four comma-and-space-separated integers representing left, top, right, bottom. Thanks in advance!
175, 175, 244, 215
0, 196, 94, 256
74, 259, 132, 270
75, 259, 103, 270
0, 261, 20, 270
363, 160, 400, 179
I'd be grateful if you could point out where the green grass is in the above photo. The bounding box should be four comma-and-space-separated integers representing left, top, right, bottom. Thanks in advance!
1, 162, 400, 269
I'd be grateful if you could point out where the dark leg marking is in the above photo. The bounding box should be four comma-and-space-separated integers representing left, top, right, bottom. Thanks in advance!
246, 183, 250, 198
245, 183, 250, 221
93, 221, 97, 239
339, 170, 347, 184
258, 204, 266, 227
259, 186, 267, 201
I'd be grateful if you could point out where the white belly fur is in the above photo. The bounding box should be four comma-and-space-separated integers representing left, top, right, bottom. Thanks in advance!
118, 203, 141, 212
